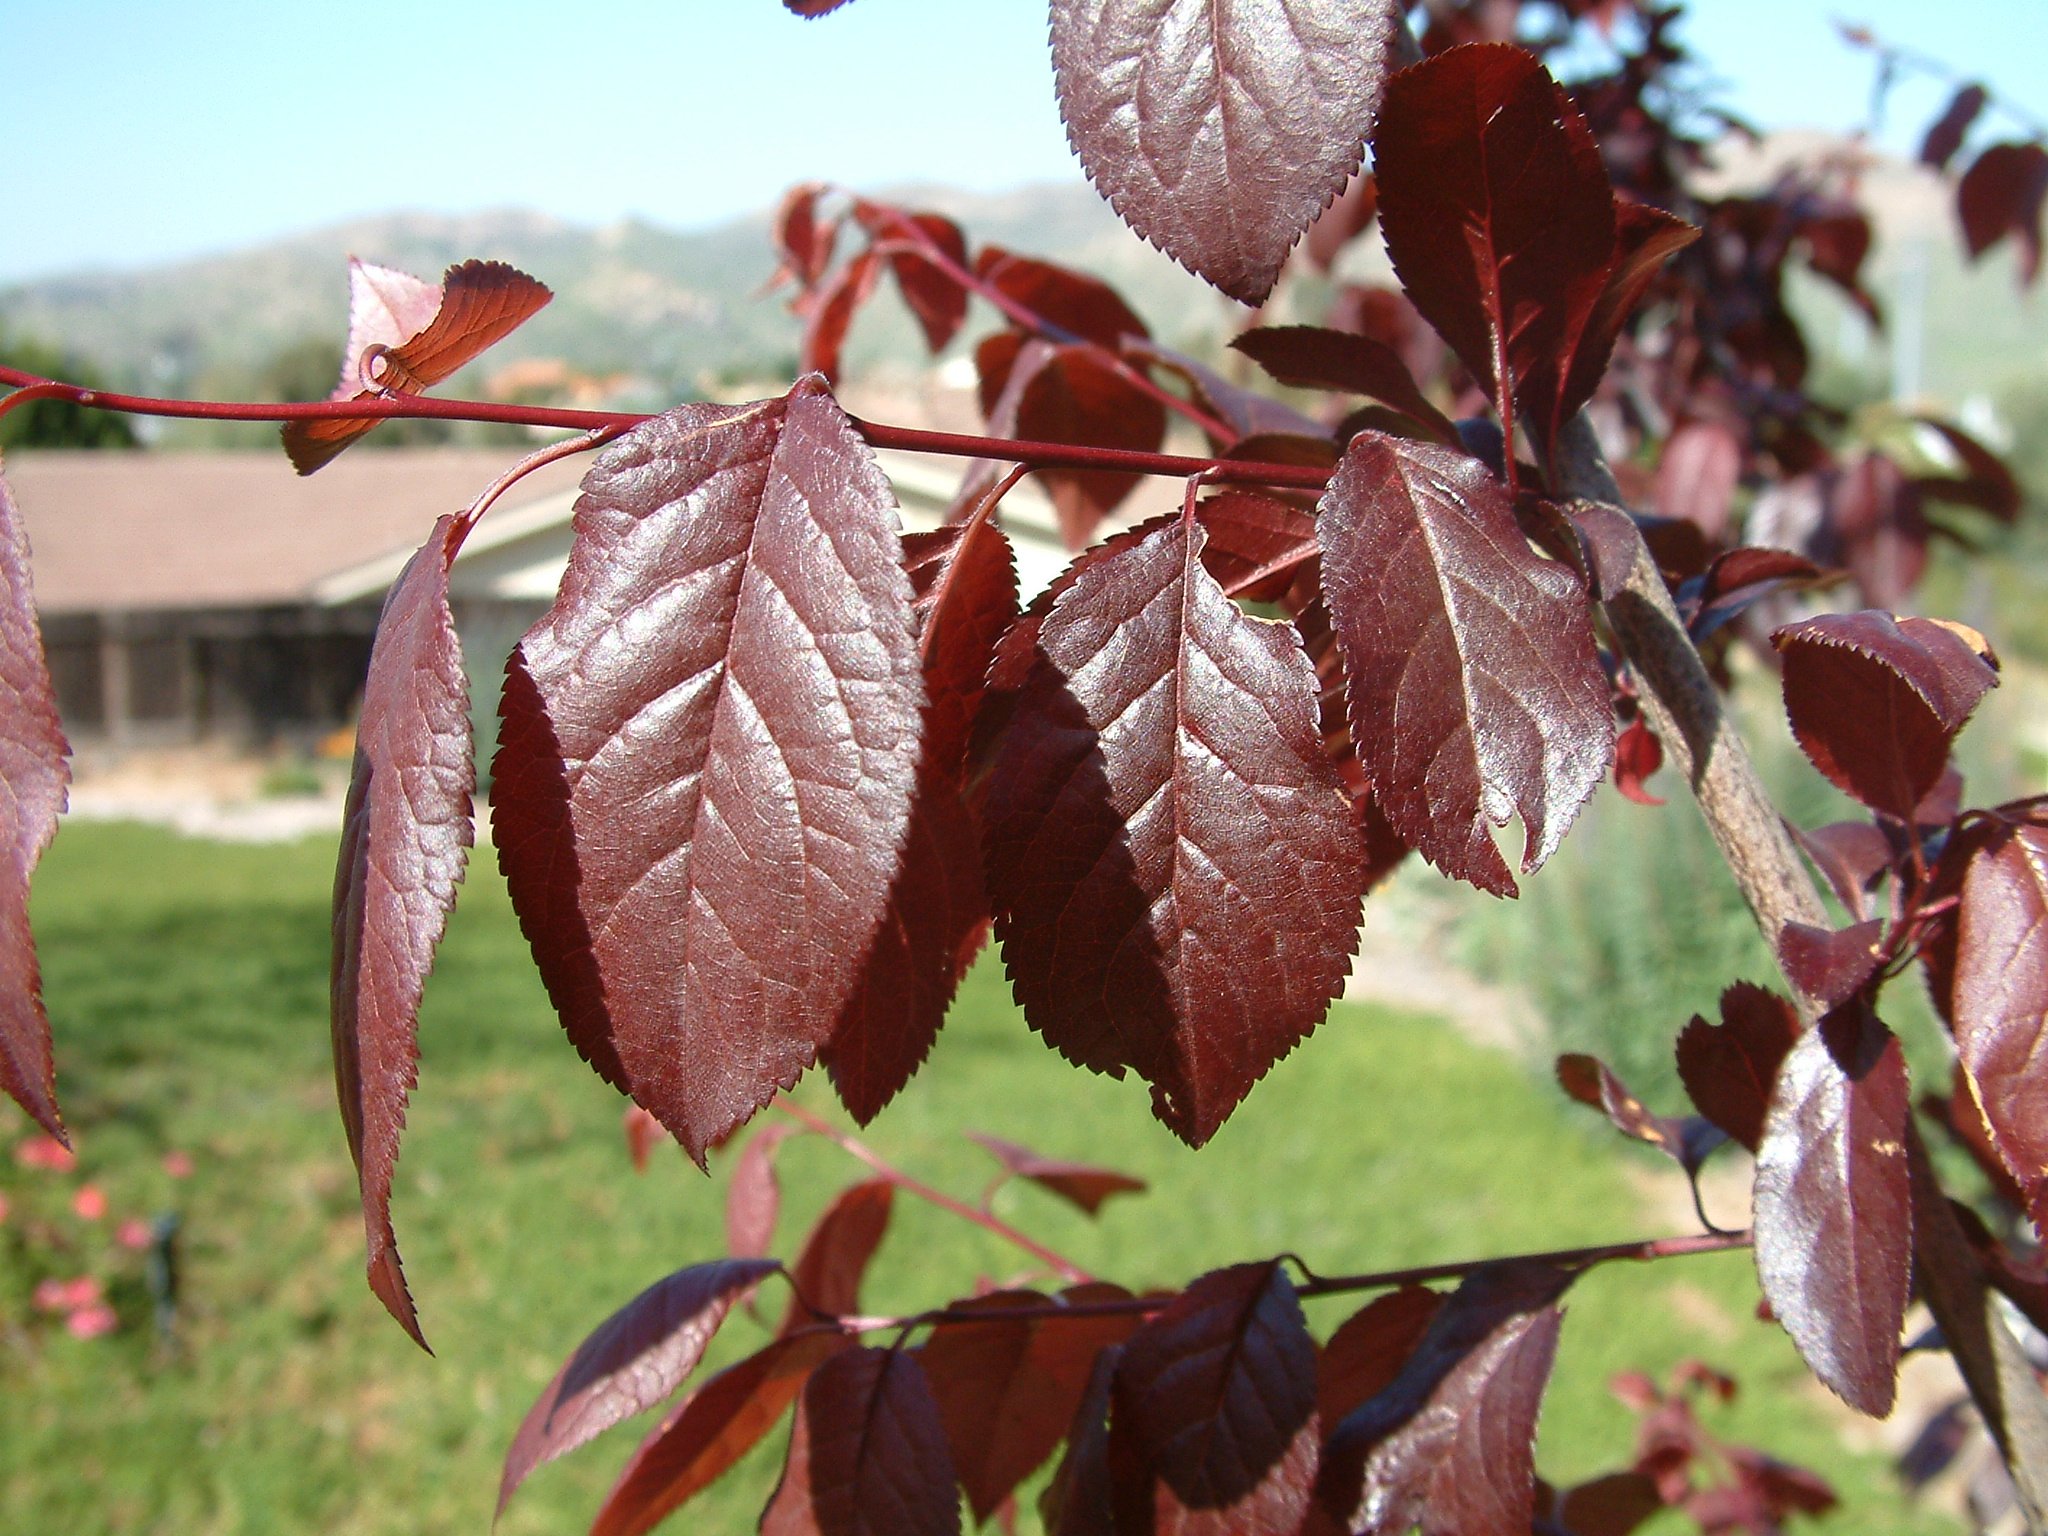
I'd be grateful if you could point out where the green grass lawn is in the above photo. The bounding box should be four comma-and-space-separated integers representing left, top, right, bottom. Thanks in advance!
2, 821, 1957, 1535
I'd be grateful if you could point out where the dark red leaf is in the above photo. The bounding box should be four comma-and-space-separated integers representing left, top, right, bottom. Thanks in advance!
1147, 1419, 1319, 1535
1553, 1471, 1663, 1536
986, 339, 1167, 547
918, 1289, 1105, 1522
1115, 1262, 1317, 1508
1914, 416, 2023, 522
1797, 209, 1881, 323
1789, 821, 1895, 923
801, 249, 883, 383
1318, 1261, 1572, 1536
1774, 919, 1885, 1011
1957, 141, 2048, 285
1050, 0, 1400, 304
981, 517, 1367, 1145
967, 1133, 1146, 1217
1613, 718, 1663, 806
1773, 611, 1999, 821
1231, 326, 1458, 443
771, 182, 838, 289
1954, 821, 2048, 1234
1190, 492, 1320, 603
1040, 1346, 1125, 1536
491, 383, 923, 1162
0, 466, 68, 1143
821, 513, 1019, 1122
1921, 1072, 2030, 1215
282, 258, 551, 473
781, 1178, 894, 1335
593, 1329, 848, 1536
1375, 44, 1618, 467
330, 512, 476, 1350
1316, 1287, 1442, 1427
1554, 1055, 1725, 1175
785, 0, 855, 13
973, 248, 1150, 348
760, 1346, 960, 1536
1674, 982, 1801, 1153
1688, 547, 1828, 640
857, 205, 972, 354
1828, 452, 1929, 607
1921, 84, 1989, 171
1317, 432, 1610, 895
498, 1257, 779, 1515
728, 1121, 800, 1259
1753, 1004, 1911, 1415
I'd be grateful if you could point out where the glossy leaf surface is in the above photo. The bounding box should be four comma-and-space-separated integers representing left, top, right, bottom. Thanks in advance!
982, 518, 1366, 1144
1316, 432, 1609, 895
497, 1257, 778, 1514
330, 513, 475, 1348
491, 384, 923, 1161
1316, 1286, 1442, 1428
1753, 1005, 1911, 1415
1954, 821, 2048, 1232
0, 464, 68, 1141
1049, 0, 1400, 304
1374, 45, 1617, 465
282, 258, 551, 473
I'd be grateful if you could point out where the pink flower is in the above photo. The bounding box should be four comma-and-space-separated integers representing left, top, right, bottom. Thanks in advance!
71, 1184, 108, 1221
15, 1134, 75, 1172
115, 1218, 152, 1251
34, 1275, 102, 1313
0, 1191, 10, 1224
32, 1278, 70, 1313
161, 1150, 194, 1179
66, 1304, 119, 1340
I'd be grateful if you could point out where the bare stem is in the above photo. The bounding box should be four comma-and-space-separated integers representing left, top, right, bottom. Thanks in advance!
810, 1226, 1751, 1340
770, 1099, 1096, 1284
456, 427, 623, 533
0, 365, 1333, 493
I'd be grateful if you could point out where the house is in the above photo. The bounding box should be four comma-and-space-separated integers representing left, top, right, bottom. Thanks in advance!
5, 444, 1069, 751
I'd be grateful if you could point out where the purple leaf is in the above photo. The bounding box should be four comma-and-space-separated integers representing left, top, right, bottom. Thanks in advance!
1753, 1004, 1911, 1415
1921, 84, 1989, 171
1674, 982, 1801, 1154
821, 516, 1018, 1122
1049, 0, 1402, 304
1554, 1054, 1726, 1177
727, 1121, 800, 1259
781, 1179, 894, 1335
1954, 821, 2048, 1235
981, 517, 1367, 1145
330, 513, 477, 1349
592, 1330, 849, 1536
1318, 1261, 1572, 1536
1317, 1287, 1442, 1428
1774, 918, 1886, 1011
0, 465, 69, 1142
1316, 432, 1610, 895
497, 1257, 779, 1515
1957, 141, 2048, 286
1773, 611, 1999, 822
491, 382, 924, 1162
760, 1346, 961, 1536
1374, 45, 1619, 469
1116, 1261, 1317, 1509
1231, 326, 1458, 444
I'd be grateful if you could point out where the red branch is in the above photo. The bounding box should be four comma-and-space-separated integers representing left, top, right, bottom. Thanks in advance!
0, 366, 1333, 492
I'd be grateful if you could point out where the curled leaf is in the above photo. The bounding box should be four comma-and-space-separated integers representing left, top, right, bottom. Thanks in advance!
968, 1132, 1147, 1217
330, 513, 475, 1350
282, 259, 551, 473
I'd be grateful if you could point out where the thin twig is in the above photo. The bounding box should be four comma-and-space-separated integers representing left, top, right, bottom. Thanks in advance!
770, 1099, 1096, 1285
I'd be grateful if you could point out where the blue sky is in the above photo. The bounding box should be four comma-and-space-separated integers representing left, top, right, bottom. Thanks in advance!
2, 0, 2041, 284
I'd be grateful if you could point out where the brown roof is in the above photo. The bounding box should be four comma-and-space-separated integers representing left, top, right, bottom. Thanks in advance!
4, 448, 588, 615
